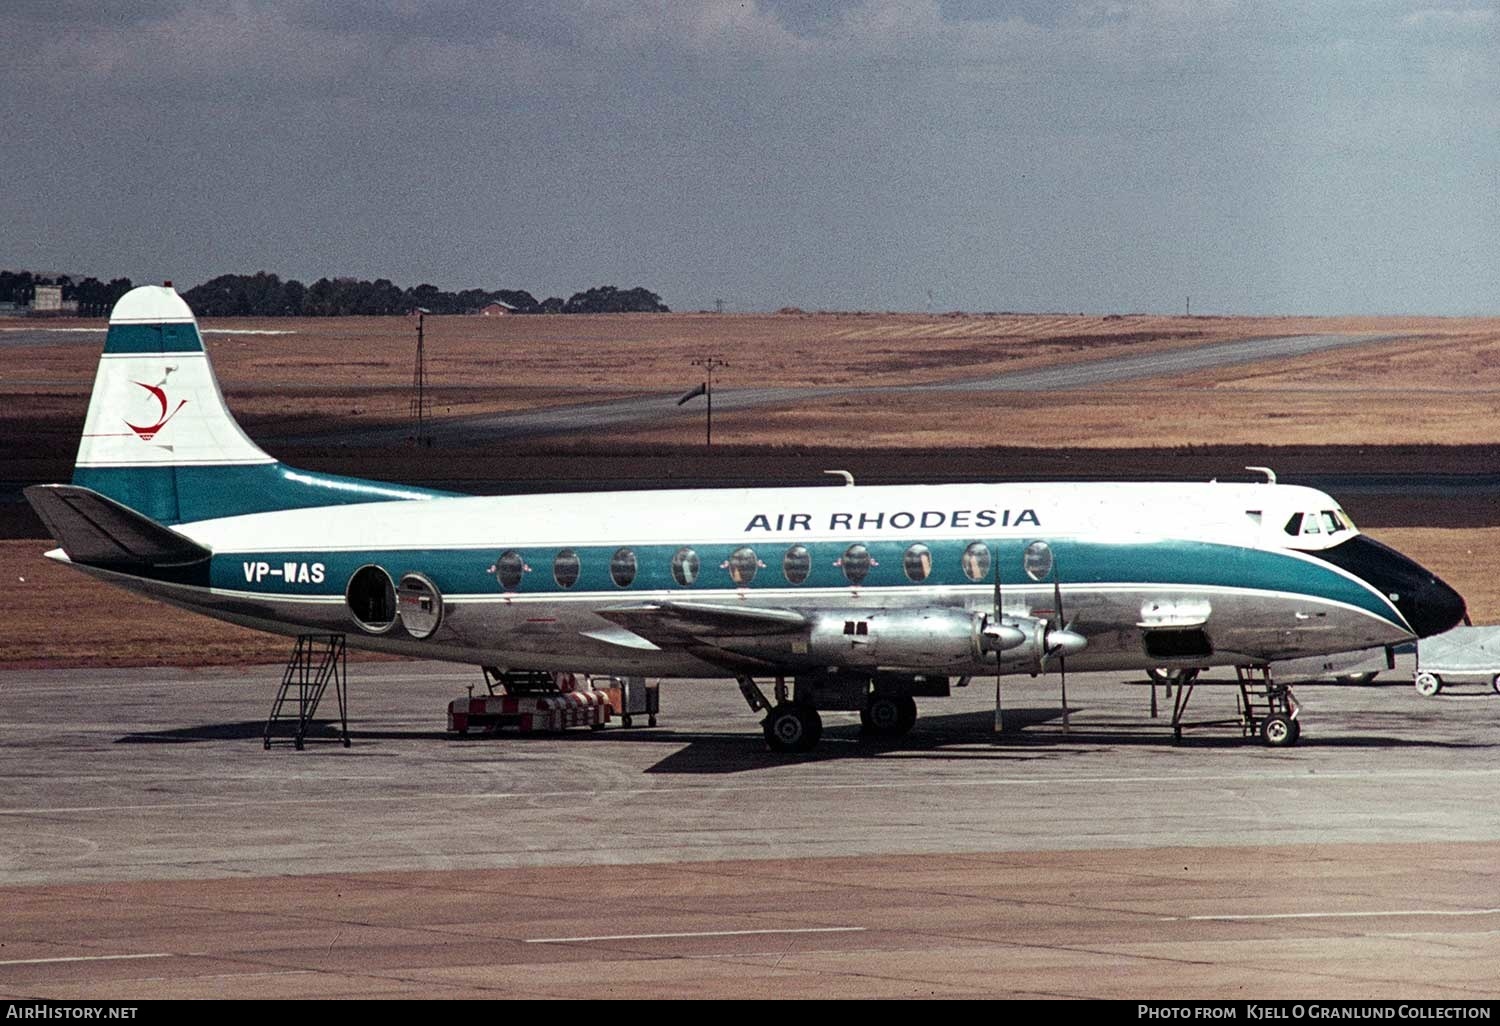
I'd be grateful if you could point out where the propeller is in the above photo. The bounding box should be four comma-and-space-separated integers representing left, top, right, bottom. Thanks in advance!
992, 549, 1004, 733
1042, 555, 1088, 734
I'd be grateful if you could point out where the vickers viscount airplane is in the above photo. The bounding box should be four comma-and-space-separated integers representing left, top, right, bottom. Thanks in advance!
27, 286, 1467, 751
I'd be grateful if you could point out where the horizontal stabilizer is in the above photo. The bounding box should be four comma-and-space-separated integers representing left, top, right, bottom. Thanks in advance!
24, 484, 211, 569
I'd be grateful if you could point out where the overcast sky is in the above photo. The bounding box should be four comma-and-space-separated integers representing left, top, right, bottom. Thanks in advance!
3, 1, 1496, 314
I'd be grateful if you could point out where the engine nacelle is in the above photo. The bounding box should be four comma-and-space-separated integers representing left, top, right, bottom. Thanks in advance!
806, 608, 983, 670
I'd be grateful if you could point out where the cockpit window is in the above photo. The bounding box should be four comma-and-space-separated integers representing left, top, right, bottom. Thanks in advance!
1284, 513, 1303, 536
1321, 510, 1347, 534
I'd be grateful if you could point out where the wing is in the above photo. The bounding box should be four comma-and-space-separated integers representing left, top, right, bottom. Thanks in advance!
595, 600, 808, 672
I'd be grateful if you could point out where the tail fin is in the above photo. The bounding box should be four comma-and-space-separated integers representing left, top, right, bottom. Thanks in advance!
66, 285, 449, 524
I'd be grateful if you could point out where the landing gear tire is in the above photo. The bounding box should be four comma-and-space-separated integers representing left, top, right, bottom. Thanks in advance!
1261, 714, 1298, 748
1336, 672, 1378, 685
1415, 672, 1443, 698
1493, 674, 1500, 696
764, 704, 822, 753
1149, 667, 1200, 686
860, 695, 917, 737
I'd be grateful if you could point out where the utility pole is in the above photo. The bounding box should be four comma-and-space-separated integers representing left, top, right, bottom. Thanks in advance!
680, 354, 727, 447
410, 308, 431, 447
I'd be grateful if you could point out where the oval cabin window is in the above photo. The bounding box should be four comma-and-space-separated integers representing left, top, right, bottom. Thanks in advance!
610, 547, 637, 588
553, 549, 580, 588
727, 546, 759, 586
840, 543, 872, 585
962, 542, 991, 583
783, 545, 811, 584
903, 544, 932, 583
671, 547, 700, 586
495, 550, 525, 591
1023, 540, 1053, 582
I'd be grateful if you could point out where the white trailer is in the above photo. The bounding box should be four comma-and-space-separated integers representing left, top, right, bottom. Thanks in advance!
1413, 626, 1500, 697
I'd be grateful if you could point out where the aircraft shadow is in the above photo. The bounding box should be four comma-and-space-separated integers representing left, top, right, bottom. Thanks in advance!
113, 709, 1490, 769
117, 721, 453, 744
641, 706, 1493, 774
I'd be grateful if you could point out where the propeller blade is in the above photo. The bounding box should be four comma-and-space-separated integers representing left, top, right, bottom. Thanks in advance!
993, 545, 1003, 733
1060, 654, 1070, 734
1054, 559, 1070, 732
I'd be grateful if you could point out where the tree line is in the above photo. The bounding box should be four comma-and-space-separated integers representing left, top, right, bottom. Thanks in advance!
0, 271, 136, 317
0, 269, 670, 316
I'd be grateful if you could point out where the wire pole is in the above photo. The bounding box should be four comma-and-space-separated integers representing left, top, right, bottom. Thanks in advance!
410, 308, 431, 447
689, 355, 728, 447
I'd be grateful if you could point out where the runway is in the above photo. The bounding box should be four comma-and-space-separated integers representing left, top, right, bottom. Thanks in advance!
2, 661, 1498, 997
305, 332, 1404, 446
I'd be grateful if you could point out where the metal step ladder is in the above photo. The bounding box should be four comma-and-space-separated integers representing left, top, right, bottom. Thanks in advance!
264, 634, 349, 750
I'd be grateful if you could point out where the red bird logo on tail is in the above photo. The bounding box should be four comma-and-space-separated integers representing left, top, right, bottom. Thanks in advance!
124, 381, 188, 441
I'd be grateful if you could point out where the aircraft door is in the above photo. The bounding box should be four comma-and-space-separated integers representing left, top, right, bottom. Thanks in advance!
397, 573, 443, 639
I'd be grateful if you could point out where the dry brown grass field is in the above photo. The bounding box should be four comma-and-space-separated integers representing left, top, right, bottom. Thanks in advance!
6, 312, 1499, 447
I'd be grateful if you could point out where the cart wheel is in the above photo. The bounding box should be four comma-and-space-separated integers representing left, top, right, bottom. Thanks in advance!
1414, 672, 1442, 698
1261, 714, 1297, 747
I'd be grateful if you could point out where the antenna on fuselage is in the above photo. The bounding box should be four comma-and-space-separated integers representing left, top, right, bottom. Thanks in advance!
1246, 466, 1277, 484
823, 469, 855, 486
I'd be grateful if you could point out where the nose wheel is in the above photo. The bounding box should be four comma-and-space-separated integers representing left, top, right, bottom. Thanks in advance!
1260, 713, 1300, 747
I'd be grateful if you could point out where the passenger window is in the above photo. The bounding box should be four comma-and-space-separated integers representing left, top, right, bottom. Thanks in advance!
783, 545, 811, 584
962, 541, 991, 582
1023, 540, 1053, 582
1283, 513, 1303, 537
839, 543, 872, 585
495, 549, 526, 591
671, 547, 700, 587
610, 547, 637, 587
903, 544, 932, 583
726, 546, 760, 586
553, 549, 580, 588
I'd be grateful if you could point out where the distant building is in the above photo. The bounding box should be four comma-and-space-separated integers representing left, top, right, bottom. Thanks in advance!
28, 284, 77, 316
32, 284, 62, 313
479, 301, 515, 316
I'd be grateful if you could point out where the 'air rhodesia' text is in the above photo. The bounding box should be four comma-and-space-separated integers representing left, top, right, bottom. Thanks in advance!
744, 509, 1039, 533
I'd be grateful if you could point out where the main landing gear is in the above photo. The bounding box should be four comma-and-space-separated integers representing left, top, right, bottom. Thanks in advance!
860, 694, 918, 738
737, 674, 924, 753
